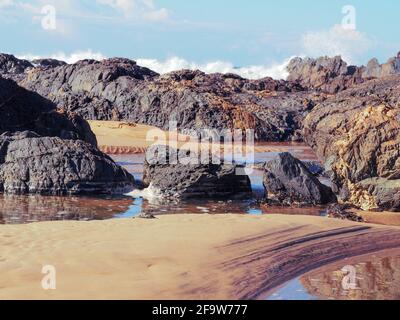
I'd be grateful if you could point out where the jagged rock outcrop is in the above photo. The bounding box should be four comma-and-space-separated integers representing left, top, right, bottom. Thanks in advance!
287, 52, 400, 94
263, 153, 336, 205
0, 53, 33, 81
0, 132, 134, 195
0, 54, 311, 141
303, 76, 400, 211
2, 51, 400, 147
362, 52, 400, 78
287, 56, 364, 94
0, 76, 135, 195
142, 145, 252, 200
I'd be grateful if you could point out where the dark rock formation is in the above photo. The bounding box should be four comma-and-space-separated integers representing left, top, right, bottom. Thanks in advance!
1, 51, 399, 149
263, 153, 336, 205
0, 55, 311, 142
32, 58, 67, 68
303, 76, 400, 211
0, 53, 33, 81
142, 145, 252, 200
0, 76, 135, 195
0, 132, 134, 195
0, 76, 96, 145
303, 160, 326, 177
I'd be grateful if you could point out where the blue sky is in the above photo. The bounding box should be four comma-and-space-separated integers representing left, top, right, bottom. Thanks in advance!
0, 0, 399, 78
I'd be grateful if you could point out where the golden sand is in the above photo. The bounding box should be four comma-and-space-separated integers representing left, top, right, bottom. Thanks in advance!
1, 214, 400, 300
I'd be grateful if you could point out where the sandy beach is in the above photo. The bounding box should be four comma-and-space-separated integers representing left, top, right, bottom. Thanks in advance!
2, 214, 400, 300
89, 120, 312, 155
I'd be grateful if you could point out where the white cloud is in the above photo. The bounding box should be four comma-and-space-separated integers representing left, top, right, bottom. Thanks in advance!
301, 24, 375, 64
96, 0, 169, 21
17, 50, 107, 64
136, 56, 292, 80
17, 51, 291, 80
0, 0, 13, 7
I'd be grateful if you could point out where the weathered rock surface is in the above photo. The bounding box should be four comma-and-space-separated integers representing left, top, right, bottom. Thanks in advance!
287, 56, 364, 94
0, 76, 97, 145
32, 58, 67, 68
0, 54, 312, 142
362, 52, 400, 79
0, 53, 33, 81
287, 53, 400, 95
303, 76, 400, 211
0, 76, 135, 195
142, 145, 252, 200
3, 52, 400, 144
263, 153, 336, 205
0, 132, 134, 195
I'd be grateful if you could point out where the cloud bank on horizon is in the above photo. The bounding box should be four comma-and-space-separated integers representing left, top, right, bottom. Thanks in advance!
18, 22, 376, 81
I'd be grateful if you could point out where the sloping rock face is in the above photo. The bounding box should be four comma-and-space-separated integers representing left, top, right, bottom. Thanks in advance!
0, 76, 96, 145
142, 145, 252, 200
0, 132, 134, 195
303, 76, 400, 211
0, 76, 135, 195
287, 56, 364, 94
2, 55, 310, 141
263, 153, 336, 205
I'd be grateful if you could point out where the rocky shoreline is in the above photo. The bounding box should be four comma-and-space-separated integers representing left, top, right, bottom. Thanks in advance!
0, 52, 399, 213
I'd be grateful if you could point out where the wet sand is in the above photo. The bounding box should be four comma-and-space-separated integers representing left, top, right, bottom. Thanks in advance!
1, 214, 400, 300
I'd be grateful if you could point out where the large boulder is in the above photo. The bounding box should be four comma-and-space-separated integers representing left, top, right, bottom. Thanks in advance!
0, 132, 134, 195
142, 145, 252, 200
303, 76, 400, 211
263, 153, 336, 205
0, 76, 135, 195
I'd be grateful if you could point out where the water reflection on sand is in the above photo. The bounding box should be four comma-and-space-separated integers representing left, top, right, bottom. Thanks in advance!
269, 250, 400, 300
0, 194, 132, 224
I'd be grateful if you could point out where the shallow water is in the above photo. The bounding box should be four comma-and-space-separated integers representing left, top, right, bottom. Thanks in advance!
267, 251, 400, 300
0, 143, 327, 224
